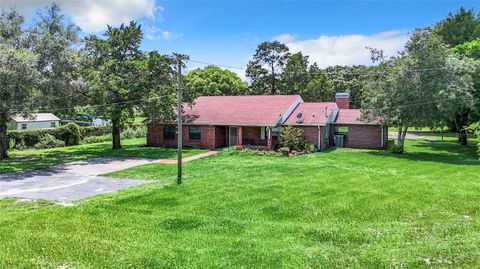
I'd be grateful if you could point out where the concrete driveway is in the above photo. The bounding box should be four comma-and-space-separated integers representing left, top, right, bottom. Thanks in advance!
0, 157, 157, 202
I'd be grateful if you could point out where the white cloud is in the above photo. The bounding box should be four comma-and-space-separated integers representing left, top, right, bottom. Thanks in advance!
285, 30, 409, 67
1, 0, 162, 32
273, 33, 297, 43
145, 26, 181, 41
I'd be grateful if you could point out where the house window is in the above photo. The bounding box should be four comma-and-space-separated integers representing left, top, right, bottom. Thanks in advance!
260, 127, 266, 140
335, 126, 349, 136
189, 126, 201, 140
21, 124, 27, 130
51, 122, 56, 128
163, 125, 175, 140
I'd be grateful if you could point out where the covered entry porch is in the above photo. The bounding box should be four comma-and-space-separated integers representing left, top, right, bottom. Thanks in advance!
226, 126, 276, 150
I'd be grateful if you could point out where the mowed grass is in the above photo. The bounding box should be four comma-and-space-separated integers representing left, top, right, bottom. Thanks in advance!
1, 138, 480, 268
0, 138, 208, 174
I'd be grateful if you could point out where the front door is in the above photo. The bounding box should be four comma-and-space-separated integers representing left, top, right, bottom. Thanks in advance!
229, 127, 239, 146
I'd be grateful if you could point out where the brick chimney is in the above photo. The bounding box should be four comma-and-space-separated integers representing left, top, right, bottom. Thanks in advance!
335, 92, 350, 109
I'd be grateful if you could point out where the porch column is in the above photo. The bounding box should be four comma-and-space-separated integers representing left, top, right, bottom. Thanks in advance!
267, 127, 273, 150
238, 126, 243, 145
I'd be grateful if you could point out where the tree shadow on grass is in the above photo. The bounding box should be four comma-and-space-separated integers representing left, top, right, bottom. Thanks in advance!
367, 140, 479, 166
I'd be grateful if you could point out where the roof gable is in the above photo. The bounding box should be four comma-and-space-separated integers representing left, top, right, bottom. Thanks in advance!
284, 102, 337, 126
183, 95, 302, 126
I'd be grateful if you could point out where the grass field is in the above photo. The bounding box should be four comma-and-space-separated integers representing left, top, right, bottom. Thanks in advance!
0, 138, 479, 268
0, 138, 207, 174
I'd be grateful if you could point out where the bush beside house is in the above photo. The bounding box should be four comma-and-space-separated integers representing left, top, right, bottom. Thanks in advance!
279, 125, 310, 152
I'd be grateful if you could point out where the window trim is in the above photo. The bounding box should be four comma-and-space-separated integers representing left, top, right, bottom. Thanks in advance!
21, 123, 27, 130
50, 122, 56, 128
163, 125, 175, 140
188, 126, 202, 141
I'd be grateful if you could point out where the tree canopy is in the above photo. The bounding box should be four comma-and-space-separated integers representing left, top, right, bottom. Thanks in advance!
84, 21, 146, 149
246, 41, 291, 95
364, 28, 476, 151
184, 65, 248, 100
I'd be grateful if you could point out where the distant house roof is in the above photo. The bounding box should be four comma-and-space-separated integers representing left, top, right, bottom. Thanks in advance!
11, 113, 60, 123
334, 109, 381, 125
284, 102, 337, 126
181, 95, 302, 126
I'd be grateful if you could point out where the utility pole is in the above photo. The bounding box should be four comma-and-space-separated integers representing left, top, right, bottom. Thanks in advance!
174, 53, 189, 185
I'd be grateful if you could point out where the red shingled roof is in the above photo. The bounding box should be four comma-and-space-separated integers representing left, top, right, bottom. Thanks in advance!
182, 95, 301, 126
284, 102, 337, 126
334, 109, 381, 125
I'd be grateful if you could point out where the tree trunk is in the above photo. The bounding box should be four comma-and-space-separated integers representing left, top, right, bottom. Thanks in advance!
112, 117, 122, 150
459, 129, 468, 146
396, 126, 408, 153
0, 113, 9, 159
452, 115, 468, 145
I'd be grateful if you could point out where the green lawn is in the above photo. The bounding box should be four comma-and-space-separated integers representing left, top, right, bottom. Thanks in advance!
0, 138, 208, 174
1, 138, 479, 268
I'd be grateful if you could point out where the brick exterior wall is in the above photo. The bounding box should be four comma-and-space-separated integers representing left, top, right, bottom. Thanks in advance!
241, 126, 268, 147
147, 124, 226, 149
296, 126, 326, 150
330, 124, 386, 149
148, 123, 386, 150
336, 97, 350, 109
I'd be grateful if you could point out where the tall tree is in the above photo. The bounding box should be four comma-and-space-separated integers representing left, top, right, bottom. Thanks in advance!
184, 65, 249, 100
0, 9, 41, 159
139, 51, 177, 121
84, 21, 145, 149
451, 39, 480, 144
302, 63, 335, 102
435, 7, 480, 47
0, 45, 41, 158
29, 3, 83, 116
364, 28, 475, 152
246, 41, 291, 95
280, 52, 309, 95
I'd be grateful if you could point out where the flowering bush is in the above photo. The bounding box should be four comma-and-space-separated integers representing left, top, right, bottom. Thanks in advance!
235, 145, 244, 150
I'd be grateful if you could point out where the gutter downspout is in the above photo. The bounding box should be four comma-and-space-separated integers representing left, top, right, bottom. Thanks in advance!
381, 125, 384, 149
317, 125, 321, 151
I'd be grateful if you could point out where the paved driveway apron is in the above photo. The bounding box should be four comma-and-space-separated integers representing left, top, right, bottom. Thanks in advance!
0, 157, 156, 202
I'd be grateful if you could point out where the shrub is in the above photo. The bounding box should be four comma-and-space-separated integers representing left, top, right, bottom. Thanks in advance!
468, 122, 480, 157
8, 123, 81, 149
279, 125, 308, 151
304, 143, 316, 153
82, 134, 112, 144
121, 126, 147, 139
81, 126, 147, 144
80, 125, 112, 137
57, 123, 81, 146
235, 145, 244, 150
33, 134, 65, 150
79, 123, 144, 138
222, 147, 282, 157
279, 147, 290, 156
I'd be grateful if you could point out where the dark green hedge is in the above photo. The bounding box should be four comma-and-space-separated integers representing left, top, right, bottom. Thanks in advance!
8, 123, 82, 149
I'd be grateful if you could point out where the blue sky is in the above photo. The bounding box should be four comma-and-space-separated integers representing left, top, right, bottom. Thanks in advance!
2, 0, 478, 77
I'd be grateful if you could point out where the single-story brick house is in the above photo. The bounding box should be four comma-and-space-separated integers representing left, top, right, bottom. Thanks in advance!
147, 93, 387, 150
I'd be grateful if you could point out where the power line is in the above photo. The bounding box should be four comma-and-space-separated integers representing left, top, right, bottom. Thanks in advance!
9, 95, 169, 114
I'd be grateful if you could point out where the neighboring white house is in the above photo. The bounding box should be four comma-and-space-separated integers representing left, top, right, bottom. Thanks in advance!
8, 113, 61, 130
